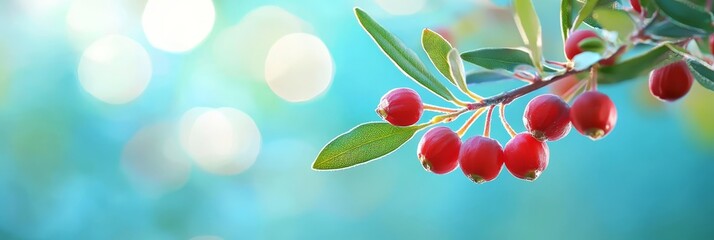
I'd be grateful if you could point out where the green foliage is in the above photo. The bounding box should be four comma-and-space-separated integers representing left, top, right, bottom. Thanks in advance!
513, 0, 543, 73
354, 8, 457, 102
314, 2, 714, 172
598, 44, 683, 84
573, 0, 600, 30
422, 29, 456, 85
654, 0, 714, 33
312, 123, 420, 170
460, 47, 556, 72
687, 58, 714, 91
465, 70, 518, 85
592, 8, 635, 42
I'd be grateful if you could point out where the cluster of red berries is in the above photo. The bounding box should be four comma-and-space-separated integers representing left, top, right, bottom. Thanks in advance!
373, 22, 700, 183
564, 28, 696, 103
375, 87, 616, 183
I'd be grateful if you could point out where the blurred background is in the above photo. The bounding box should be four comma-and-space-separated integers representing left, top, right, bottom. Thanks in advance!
0, 0, 713, 239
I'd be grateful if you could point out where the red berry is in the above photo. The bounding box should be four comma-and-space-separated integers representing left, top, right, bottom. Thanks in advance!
570, 91, 618, 140
565, 30, 601, 60
376, 88, 423, 126
523, 94, 571, 141
550, 75, 580, 98
504, 133, 549, 181
459, 136, 504, 183
417, 127, 461, 174
648, 61, 694, 102
631, 0, 642, 14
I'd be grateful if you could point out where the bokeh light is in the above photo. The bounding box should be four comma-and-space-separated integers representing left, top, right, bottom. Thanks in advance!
78, 35, 152, 104
66, 0, 128, 50
212, 6, 312, 80
264, 33, 334, 102
179, 107, 261, 175
375, 0, 427, 15
121, 123, 191, 196
142, 0, 215, 52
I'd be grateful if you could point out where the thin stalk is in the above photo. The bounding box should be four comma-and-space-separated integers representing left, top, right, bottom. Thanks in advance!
423, 104, 459, 113
498, 104, 517, 138
483, 106, 495, 138
457, 108, 486, 137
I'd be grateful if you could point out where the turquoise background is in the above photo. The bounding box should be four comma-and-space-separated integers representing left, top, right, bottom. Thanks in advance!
1, 0, 713, 239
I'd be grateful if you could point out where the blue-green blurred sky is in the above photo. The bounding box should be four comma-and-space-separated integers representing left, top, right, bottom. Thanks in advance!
1, 0, 713, 239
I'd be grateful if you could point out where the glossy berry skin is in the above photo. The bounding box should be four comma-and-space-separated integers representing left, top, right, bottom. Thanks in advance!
523, 94, 571, 141
565, 30, 600, 60
376, 88, 423, 126
417, 127, 461, 174
504, 133, 549, 181
631, 0, 642, 14
570, 91, 618, 140
648, 61, 694, 102
459, 136, 504, 183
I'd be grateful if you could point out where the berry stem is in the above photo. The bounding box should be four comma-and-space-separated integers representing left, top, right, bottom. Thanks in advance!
456, 108, 486, 137
423, 104, 459, 113
563, 79, 589, 103
425, 66, 591, 129
498, 104, 517, 138
589, 65, 598, 91
483, 105, 495, 138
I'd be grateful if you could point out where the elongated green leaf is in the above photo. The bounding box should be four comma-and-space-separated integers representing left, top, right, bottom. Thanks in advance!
592, 8, 635, 42
466, 70, 518, 84
461, 47, 556, 72
447, 48, 469, 91
354, 8, 455, 101
598, 44, 684, 84
645, 19, 707, 38
687, 58, 714, 91
654, 0, 714, 33
561, 0, 574, 45
513, 0, 543, 73
573, 0, 599, 29
313, 122, 420, 170
422, 29, 456, 85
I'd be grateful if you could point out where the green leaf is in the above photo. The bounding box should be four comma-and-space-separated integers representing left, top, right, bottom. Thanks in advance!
447, 48, 469, 92
592, 8, 635, 42
687, 58, 714, 91
560, 0, 574, 45
513, 0, 543, 73
654, 0, 714, 33
573, 0, 600, 30
465, 70, 518, 85
422, 29, 456, 85
460, 47, 556, 72
354, 8, 456, 101
578, 37, 605, 53
572, 52, 603, 71
645, 19, 707, 38
312, 122, 420, 170
598, 44, 684, 84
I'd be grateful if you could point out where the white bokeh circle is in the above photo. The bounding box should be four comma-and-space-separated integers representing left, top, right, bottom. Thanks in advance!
66, 0, 127, 50
142, 0, 215, 52
78, 35, 152, 104
264, 33, 334, 102
212, 6, 311, 80
180, 107, 261, 175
